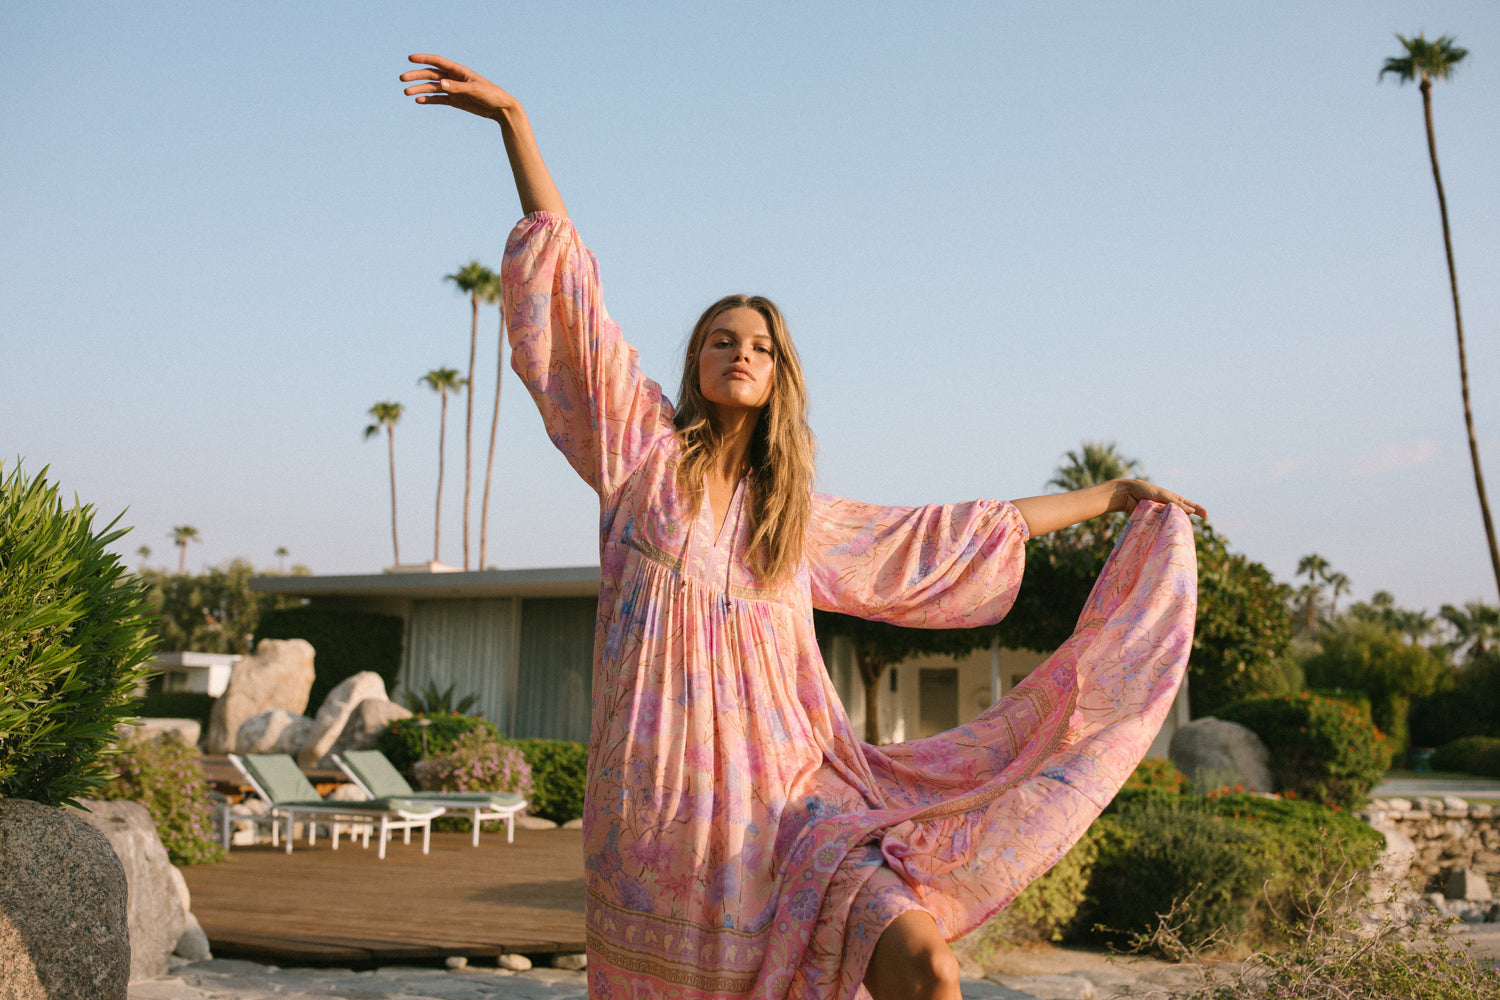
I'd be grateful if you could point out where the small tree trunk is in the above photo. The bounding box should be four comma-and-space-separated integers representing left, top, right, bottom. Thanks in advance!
1422, 78, 1500, 600
434, 392, 448, 562
387, 426, 400, 565
463, 293, 478, 570
480, 308, 505, 569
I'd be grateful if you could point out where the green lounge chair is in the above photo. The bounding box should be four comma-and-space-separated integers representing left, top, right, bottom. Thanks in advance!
229, 753, 445, 859
333, 749, 528, 846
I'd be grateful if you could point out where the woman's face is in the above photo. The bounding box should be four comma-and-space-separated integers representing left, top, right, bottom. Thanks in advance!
696, 306, 775, 415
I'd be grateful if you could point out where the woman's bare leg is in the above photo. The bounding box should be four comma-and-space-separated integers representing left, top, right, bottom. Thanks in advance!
863, 910, 962, 1000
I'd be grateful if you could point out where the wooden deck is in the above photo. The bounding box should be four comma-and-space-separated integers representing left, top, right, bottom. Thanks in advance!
180, 828, 586, 966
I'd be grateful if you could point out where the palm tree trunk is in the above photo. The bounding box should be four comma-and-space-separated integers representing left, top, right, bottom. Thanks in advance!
463, 293, 478, 569
387, 426, 401, 565
480, 307, 505, 569
434, 391, 448, 562
1422, 78, 1500, 598
177, 542, 186, 574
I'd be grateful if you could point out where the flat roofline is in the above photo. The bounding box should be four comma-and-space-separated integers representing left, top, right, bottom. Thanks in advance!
249, 565, 601, 600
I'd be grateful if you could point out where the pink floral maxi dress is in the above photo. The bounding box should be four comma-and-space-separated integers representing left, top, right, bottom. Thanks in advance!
502, 213, 1198, 1000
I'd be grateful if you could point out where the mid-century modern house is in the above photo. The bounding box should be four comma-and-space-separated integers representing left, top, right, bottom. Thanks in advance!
252, 567, 1188, 755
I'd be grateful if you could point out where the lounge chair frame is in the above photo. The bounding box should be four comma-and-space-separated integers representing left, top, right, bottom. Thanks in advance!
333, 749, 527, 846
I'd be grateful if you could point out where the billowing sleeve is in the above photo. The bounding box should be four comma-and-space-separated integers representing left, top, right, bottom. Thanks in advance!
806, 492, 1030, 628
502, 212, 673, 496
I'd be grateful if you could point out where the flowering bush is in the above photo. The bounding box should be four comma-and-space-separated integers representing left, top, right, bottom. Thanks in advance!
378, 712, 501, 771
97, 733, 227, 865
1212, 692, 1388, 808
417, 727, 534, 800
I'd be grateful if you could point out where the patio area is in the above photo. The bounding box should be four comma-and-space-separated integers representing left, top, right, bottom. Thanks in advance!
179, 828, 586, 966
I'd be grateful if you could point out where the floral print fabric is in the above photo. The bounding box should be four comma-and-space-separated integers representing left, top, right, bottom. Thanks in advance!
502, 212, 1198, 1000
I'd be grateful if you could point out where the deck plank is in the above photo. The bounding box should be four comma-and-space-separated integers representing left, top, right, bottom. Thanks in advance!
180, 828, 587, 964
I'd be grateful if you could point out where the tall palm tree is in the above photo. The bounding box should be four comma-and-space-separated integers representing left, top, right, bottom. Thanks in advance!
170, 525, 200, 574
478, 269, 507, 570
364, 400, 405, 566
420, 366, 467, 563
1046, 440, 1142, 492
1440, 600, 1500, 664
1382, 34, 1498, 598
445, 261, 496, 570
1325, 571, 1351, 621
1296, 553, 1330, 636
136, 544, 151, 571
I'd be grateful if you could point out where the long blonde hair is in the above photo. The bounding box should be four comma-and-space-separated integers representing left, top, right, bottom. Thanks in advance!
673, 294, 816, 584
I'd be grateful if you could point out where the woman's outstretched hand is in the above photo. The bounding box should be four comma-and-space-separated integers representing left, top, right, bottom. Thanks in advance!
400, 53, 567, 217
400, 53, 518, 121
1108, 479, 1206, 520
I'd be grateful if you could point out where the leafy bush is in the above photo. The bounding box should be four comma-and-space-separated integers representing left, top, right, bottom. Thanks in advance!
135, 692, 216, 730
97, 733, 226, 865
1082, 799, 1274, 950
507, 738, 587, 824
0, 464, 156, 806
378, 712, 501, 771
255, 608, 403, 715
1431, 735, 1500, 778
139, 559, 305, 655
1212, 693, 1387, 808
413, 728, 533, 833
1107, 757, 1188, 812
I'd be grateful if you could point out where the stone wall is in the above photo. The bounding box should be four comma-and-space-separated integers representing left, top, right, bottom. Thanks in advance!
1361, 795, 1498, 923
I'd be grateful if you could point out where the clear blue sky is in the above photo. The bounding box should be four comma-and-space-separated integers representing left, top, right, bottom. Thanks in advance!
5, 2, 1499, 616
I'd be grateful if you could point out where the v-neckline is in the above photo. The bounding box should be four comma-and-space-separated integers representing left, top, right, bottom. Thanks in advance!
710, 475, 747, 549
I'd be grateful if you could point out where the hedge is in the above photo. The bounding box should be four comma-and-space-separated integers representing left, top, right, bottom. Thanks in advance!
255, 608, 403, 713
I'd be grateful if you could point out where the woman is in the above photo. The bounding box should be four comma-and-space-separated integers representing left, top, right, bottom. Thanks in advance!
401, 54, 1203, 1000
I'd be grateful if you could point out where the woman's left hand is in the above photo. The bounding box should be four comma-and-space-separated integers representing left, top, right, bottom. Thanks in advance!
1108, 479, 1206, 519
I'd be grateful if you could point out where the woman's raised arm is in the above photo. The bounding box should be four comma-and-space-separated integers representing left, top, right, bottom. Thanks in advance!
400, 53, 567, 217
1010, 479, 1205, 538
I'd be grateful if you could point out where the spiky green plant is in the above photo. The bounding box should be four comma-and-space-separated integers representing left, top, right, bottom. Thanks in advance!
0, 463, 156, 806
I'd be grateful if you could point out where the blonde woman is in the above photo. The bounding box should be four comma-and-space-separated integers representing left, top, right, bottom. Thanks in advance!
401, 54, 1203, 1000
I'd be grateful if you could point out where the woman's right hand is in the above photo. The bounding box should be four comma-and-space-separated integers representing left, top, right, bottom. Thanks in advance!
400, 54, 519, 121
400, 53, 568, 217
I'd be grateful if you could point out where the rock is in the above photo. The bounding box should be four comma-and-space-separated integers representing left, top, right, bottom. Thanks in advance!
1168, 718, 1274, 794
552, 952, 588, 971
445, 955, 468, 970
174, 912, 213, 962
563, 818, 585, 830
1373, 828, 1418, 891
0, 798, 130, 999
206, 638, 316, 754
1445, 868, 1494, 901
327, 782, 371, 802
68, 800, 187, 982
1386, 797, 1414, 812
235, 708, 315, 755
166, 863, 191, 913
498, 953, 532, 971
1417, 797, 1444, 814
517, 816, 559, 830
1470, 803, 1493, 818
122, 718, 203, 748
297, 672, 390, 768
327, 697, 413, 760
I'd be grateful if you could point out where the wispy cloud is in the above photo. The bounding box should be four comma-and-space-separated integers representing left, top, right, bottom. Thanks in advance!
1337, 439, 1439, 478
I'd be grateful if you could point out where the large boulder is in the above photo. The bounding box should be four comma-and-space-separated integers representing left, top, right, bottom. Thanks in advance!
297, 671, 391, 768
328, 697, 414, 761
67, 800, 187, 983
1168, 717, 1274, 794
236, 708, 316, 755
0, 798, 130, 999
206, 638, 316, 754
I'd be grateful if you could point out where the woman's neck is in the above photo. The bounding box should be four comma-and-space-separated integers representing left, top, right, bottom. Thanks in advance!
708, 406, 760, 482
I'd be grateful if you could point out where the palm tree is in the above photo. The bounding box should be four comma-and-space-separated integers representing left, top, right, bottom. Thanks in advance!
1046, 440, 1142, 491
1382, 34, 1499, 598
1440, 600, 1500, 664
274, 546, 288, 572
170, 525, 200, 574
1296, 553, 1330, 636
1325, 571, 1350, 620
136, 544, 151, 571
478, 269, 507, 569
364, 400, 405, 566
445, 261, 496, 570
420, 366, 467, 563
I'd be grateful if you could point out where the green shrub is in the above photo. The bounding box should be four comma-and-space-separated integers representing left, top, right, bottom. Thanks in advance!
255, 608, 403, 714
1431, 735, 1500, 778
97, 733, 227, 865
135, 692, 216, 730
0, 464, 156, 806
414, 727, 534, 833
378, 712, 502, 771
1213, 693, 1387, 808
1082, 799, 1274, 950
1107, 757, 1188, 813
507, 738, 587, 824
